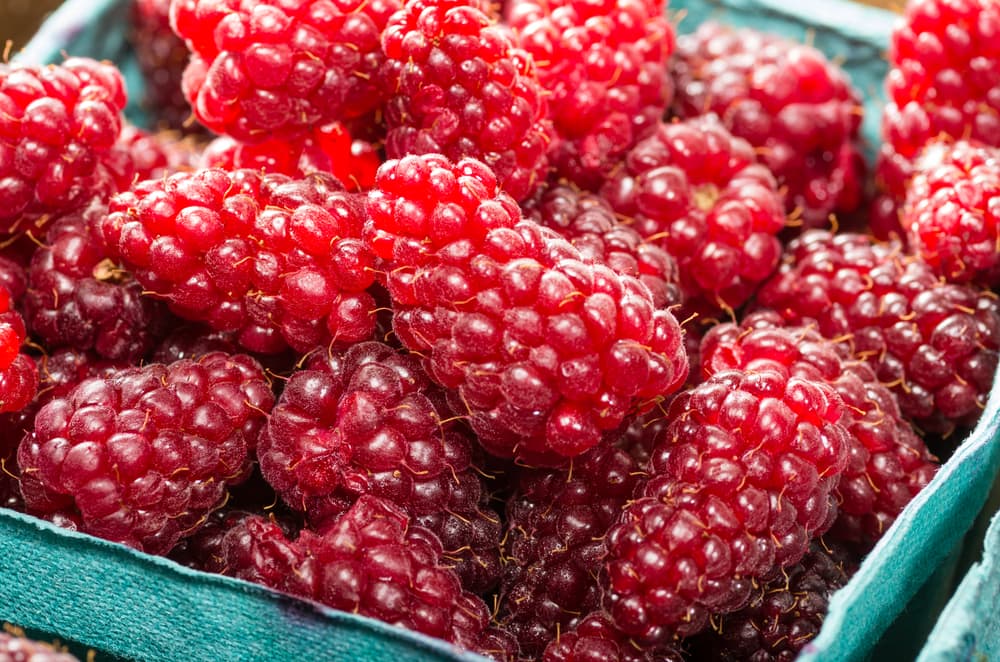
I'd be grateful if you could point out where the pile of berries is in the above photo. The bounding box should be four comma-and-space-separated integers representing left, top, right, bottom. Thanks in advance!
2, 0, 998, 659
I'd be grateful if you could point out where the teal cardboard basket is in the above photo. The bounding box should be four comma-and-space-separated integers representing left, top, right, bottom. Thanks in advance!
916, 509, 1000, 662
9, 0, 1000, 660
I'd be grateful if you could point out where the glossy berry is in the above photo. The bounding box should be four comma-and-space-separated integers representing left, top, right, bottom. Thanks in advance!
687, 540, 855, 661
0, 58, 127, 231
100, 168, 377, 354
381, 0, 553, 201
170, 0, 399, 142
18, 352, 274, 555
901, 140, 1000, 285
0, 283, 38, 417
0, 633, 80, 662
505, 0, 675, 189
603, 367, 851, 643
366, 154, 689, 464
25, 200, 171, 362
0, 349, 125, 513
498, 442, 644, 658
220, 496, 506, 657
672, 22, 866, 228
258, 341, 502, 592
601, 117, 785, 320
701, 311, 939, 552
522, 184, 682, 310
757, 230, 1000, 435
542, 612, 685, 662
874, 0, 1000, 238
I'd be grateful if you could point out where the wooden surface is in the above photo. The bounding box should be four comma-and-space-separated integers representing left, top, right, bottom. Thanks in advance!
855, 0, 905, 11
1, 0, 66, 55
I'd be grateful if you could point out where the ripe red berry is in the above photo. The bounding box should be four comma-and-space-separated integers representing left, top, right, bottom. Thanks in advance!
25, 200, 172, 362
603, 367, 851, 643
601, 117, 785, 320
701, 311, 939, 552
757, 230, 1000, 436
220, 496, 507, 657
258, 340, 502, 593
874, 0, 1000, 238
18, 352, 274, 555
381, 0, 554, 201
366, 154, 689, 464
170, 0, 400, 142
505, 0, 675, 189
0, 58, 127, 232
901, 140, 1000, 285
0, 349, 126, 514
100, 168, 377, 354
672, 22, 866, 228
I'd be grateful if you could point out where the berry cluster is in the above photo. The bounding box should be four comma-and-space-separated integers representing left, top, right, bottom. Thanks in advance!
2, 0, 998, 660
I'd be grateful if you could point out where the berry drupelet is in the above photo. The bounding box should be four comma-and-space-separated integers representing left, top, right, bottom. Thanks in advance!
0, 58, 127, 232
258, 340, 502, 593
18, 351, 274, 555
100, 168, 377, 355
366, 153, 689, 464
757, 230, 1000, 436
380, 0, 554, 201
671, 22, 865, 229
0, 349, 126, 513
601, 116, 785, 320
603, 366, 851, 643
505, 0, 675, 190
170, 0, 400, 142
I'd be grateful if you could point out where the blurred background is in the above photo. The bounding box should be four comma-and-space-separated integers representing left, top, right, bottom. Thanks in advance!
3, 0, 65, 54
